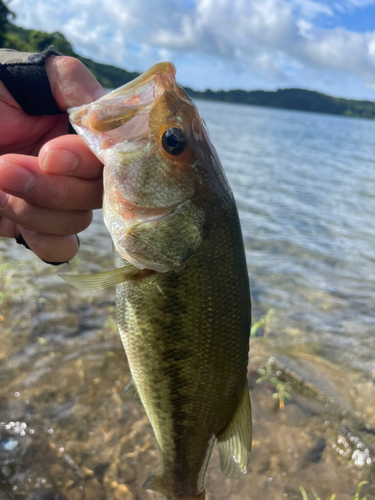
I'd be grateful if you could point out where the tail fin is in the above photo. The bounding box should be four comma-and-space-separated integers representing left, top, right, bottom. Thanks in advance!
143, 469, 205, 499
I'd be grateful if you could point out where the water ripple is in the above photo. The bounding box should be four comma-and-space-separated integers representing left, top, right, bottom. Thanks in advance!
197, 100, 375, 375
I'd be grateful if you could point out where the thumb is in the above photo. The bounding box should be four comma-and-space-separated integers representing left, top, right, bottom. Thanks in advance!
45, 56, 107, 111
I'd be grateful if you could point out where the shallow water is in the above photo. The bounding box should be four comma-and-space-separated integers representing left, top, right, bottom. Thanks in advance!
1, 101, 375, 499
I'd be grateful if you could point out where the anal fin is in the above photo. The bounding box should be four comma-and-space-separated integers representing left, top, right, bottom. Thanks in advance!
216, 386, 252, 479
143, 469, 205, 499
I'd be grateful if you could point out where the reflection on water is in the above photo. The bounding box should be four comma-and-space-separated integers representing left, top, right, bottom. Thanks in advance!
1, 101, 375, 499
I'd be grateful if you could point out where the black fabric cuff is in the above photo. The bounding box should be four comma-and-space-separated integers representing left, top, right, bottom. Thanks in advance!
0, 46, 64, 116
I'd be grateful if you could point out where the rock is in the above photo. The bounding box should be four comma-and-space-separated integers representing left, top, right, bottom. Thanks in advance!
81, 466, 94, 478
112, 483, 134, 500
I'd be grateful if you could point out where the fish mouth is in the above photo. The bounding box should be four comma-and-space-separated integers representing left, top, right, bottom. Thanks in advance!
68, 62, 178, 152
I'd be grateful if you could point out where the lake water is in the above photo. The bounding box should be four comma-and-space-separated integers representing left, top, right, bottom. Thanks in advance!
1, 101, 375, 499
199, 100, 375, 373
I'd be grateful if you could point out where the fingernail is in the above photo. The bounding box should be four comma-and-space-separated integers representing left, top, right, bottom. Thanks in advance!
0, 162, 35, 194
0, 189, 9, 207
42, 149, 80, 174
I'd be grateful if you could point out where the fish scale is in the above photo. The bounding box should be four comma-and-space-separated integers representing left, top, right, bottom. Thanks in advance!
114, 203, 250, 498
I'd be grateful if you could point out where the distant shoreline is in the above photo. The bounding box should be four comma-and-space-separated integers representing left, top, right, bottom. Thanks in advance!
184, 87, 375, 121
3, 21, 375, 121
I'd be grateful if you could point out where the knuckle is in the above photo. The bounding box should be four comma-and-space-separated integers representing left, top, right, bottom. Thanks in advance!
14, 201, 34, 227
1, 196, 35, 228
61, 56, 86, 74
0, 215, 17, 238
49, 180, 70, 210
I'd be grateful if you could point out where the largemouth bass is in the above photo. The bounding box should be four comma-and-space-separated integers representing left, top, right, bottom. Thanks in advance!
64, 62, 252, 500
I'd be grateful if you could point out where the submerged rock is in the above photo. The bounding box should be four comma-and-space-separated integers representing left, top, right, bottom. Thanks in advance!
268, 353, 375, 474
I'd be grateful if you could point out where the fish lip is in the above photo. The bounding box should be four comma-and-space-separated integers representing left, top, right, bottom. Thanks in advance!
68, 62, 177, 120
110, 61, 176, 96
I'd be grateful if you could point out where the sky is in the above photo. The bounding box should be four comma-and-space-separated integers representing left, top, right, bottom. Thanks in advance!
8, 0, 375, 100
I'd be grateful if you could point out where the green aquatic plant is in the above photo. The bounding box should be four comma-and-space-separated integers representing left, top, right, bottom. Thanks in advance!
0, 261, 27, 305
0, 258, 45, 306
103, 306, 118, 335
352, 482, 369, 500
0, 257, 45, 338
272, 380, 292, 409
256, 362, 292, 409
256, 361, 274, 383
299, 481, 368, 500
250, 308, 276, 337
299, 486, 336, 500
37, 336, 49, 346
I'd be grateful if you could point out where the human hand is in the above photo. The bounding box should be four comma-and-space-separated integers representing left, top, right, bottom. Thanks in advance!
0, 56, 107, 263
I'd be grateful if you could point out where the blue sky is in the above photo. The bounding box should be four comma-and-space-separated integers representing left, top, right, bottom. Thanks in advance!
320, 5, 375, 32
9, 0, 375, 100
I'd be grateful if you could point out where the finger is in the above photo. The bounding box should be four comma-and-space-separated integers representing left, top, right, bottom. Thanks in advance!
0, 155, 103, 211
45, 56, 107, 111
0, 193, 93, 235
18, 227, 80, 263
39, 134, 103, 178
0, 210, 80, 262
0, 214, 17, 238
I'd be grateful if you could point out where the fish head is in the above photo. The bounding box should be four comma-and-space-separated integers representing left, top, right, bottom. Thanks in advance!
69, 62, 232, 272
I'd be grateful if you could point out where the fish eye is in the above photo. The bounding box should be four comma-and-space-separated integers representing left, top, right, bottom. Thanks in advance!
161, 128, 187, 155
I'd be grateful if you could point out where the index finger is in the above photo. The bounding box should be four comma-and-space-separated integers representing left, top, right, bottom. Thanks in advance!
46, 56, 106, 110
39, 134, 103, 179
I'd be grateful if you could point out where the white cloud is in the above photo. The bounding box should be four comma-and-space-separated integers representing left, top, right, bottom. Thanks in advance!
297, 19, 315, 40
8, 0, 375, 99
158, 47, 173, 61
252, 52, 287, 79
290, 0, 333, 18
345, 0, 375, 7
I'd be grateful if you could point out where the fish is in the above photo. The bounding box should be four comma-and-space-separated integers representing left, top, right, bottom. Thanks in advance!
63, 62, 252, 500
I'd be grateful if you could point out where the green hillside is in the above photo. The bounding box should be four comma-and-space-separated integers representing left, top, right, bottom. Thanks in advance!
1, 19, 139, 88
1, 1, 375, 120
185, 87, 375, 120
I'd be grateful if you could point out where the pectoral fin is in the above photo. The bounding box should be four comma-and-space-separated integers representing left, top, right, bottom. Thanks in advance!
59, 265, 150, 291
216, 386, 252, 479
